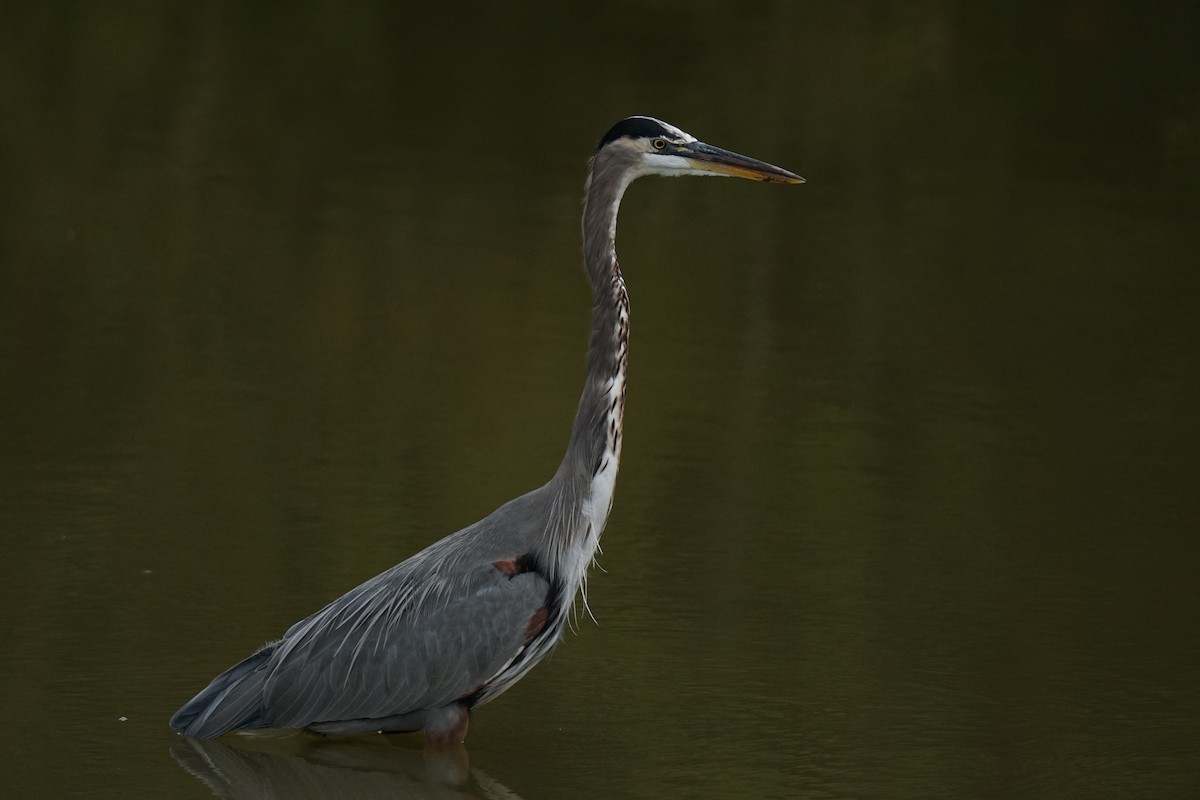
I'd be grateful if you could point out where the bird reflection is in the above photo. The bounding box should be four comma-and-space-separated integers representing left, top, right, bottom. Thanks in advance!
170, 735, 524, 800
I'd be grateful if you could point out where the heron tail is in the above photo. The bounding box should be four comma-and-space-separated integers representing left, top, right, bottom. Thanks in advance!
169, 644, 276, 739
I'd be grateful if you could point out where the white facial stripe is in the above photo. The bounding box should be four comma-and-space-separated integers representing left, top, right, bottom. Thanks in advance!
663, 123, 697, 143
647, 154, 692, 171
638, 153, 731, 178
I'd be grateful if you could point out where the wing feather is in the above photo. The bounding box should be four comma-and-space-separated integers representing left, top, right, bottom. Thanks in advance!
259, 556, 549, 729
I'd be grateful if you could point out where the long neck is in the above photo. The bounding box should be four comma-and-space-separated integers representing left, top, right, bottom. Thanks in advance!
549, 154, 633, 541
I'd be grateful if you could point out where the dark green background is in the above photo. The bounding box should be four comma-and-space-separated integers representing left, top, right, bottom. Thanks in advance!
1, 1, 1197, 797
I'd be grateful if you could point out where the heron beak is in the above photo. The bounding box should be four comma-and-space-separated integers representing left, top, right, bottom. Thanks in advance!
681, 141, 805, 184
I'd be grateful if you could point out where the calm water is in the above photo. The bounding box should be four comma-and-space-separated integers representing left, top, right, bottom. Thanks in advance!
2, 2, 1198, 798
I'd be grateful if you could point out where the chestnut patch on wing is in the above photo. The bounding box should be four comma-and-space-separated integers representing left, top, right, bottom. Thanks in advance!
493, 553, 540, 578
493, 558, 521, 576
524, 606, 549, 645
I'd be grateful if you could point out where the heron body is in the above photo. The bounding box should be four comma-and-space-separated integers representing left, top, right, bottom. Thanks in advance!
170, 116, 803, 744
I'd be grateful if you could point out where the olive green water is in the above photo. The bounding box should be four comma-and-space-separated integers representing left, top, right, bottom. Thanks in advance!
1, 2, 1198, 798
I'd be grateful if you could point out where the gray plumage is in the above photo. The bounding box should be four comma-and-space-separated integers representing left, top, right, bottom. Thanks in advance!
170, 116, 802, 744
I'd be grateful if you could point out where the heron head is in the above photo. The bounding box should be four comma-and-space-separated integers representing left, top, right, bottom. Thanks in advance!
595, 116, 804, 185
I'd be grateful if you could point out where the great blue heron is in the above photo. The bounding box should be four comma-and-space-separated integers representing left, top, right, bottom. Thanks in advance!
170, 116, 803, 744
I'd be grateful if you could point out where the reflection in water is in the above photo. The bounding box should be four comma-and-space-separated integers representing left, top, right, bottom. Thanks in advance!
171, 736, 523, 800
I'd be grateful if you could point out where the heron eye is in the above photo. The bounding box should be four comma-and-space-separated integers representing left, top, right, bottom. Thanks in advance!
652, 138, 667, 150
